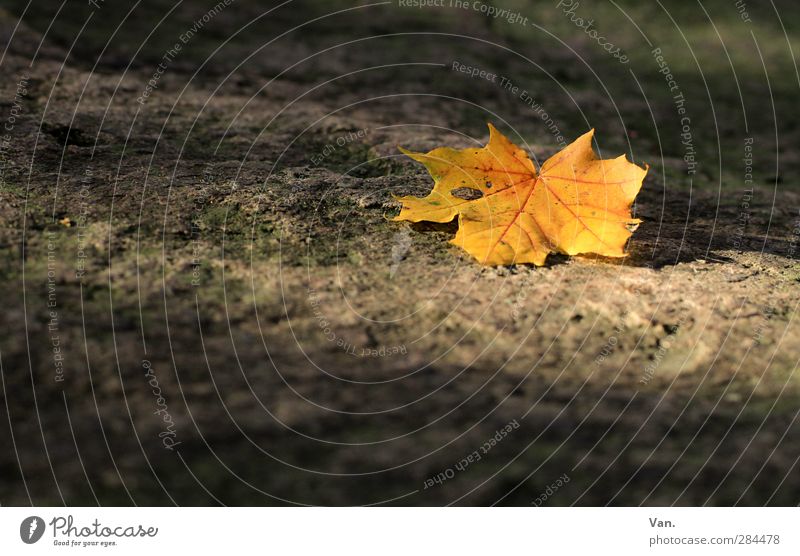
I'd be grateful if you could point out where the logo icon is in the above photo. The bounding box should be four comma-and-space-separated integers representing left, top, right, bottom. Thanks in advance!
20, 516, 45, 544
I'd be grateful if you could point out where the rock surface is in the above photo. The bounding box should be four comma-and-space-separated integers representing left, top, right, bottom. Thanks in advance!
0, 0, 798, 505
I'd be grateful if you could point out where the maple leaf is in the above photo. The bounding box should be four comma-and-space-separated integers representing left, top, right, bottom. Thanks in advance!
393, 124, 648, 266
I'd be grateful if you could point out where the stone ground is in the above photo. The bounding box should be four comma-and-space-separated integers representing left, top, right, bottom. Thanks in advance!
0, 0, 799, 505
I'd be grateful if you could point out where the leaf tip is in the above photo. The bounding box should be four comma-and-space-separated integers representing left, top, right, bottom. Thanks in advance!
487, 122, 510, 143
572, 128, 596, 145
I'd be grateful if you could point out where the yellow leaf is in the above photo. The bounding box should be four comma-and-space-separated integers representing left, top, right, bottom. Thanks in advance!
394, 124, 648, 266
